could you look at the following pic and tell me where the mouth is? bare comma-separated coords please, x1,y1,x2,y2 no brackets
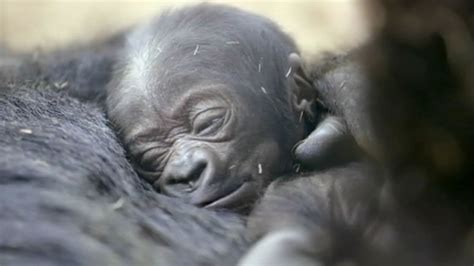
204,182,258,209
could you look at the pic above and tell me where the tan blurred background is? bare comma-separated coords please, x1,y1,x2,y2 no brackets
0,0,374,57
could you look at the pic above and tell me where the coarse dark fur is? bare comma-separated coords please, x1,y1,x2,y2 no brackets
0,33,124,104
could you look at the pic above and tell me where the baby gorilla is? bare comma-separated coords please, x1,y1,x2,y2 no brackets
107,4,317,210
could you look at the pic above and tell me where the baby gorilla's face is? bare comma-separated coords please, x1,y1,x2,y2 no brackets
116,83,301,211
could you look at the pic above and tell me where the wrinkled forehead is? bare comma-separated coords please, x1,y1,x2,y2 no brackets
121,79,245,123
148,76,253,110
152,83,240,116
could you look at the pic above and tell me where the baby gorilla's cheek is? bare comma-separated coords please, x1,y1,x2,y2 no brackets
244,140,291,185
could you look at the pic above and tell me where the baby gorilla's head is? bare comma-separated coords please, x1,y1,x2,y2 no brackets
107,4,316,211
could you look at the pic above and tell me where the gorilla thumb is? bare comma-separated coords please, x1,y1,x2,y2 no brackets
293,116,362,170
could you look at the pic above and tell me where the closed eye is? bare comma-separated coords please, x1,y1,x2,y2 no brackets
192,108,228,137
138,147,168,172
135,167,162,183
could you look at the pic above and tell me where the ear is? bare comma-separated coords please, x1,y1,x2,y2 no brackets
287,53,317,123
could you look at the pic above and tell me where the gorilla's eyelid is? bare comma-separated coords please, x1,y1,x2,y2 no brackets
136,144,164,159
140,145,167,158
135,166,163,182
190,106,227,121
127,128,166,145
137,146,169,172
192,108,228,136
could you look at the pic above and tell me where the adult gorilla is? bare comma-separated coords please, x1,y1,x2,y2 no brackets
243,1,474,265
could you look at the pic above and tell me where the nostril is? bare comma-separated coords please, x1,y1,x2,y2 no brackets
161,160,207,195
187,162,206,184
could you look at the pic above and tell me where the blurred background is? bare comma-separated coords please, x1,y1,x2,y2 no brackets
0,0,375,57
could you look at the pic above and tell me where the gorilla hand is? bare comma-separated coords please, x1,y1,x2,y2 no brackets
289,53,372,171
293,116,362,170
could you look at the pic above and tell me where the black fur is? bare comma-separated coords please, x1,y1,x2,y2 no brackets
1,34,124,104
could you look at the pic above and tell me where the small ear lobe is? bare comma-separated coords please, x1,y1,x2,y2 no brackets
287,53,317,122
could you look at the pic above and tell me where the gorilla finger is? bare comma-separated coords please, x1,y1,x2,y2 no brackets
293,116,361,169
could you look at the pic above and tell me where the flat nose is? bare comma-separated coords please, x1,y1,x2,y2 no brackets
158,149,212,198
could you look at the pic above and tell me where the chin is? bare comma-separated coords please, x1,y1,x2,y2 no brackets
204,180,261,213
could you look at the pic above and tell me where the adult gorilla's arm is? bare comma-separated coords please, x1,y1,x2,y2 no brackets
242,163,383,266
